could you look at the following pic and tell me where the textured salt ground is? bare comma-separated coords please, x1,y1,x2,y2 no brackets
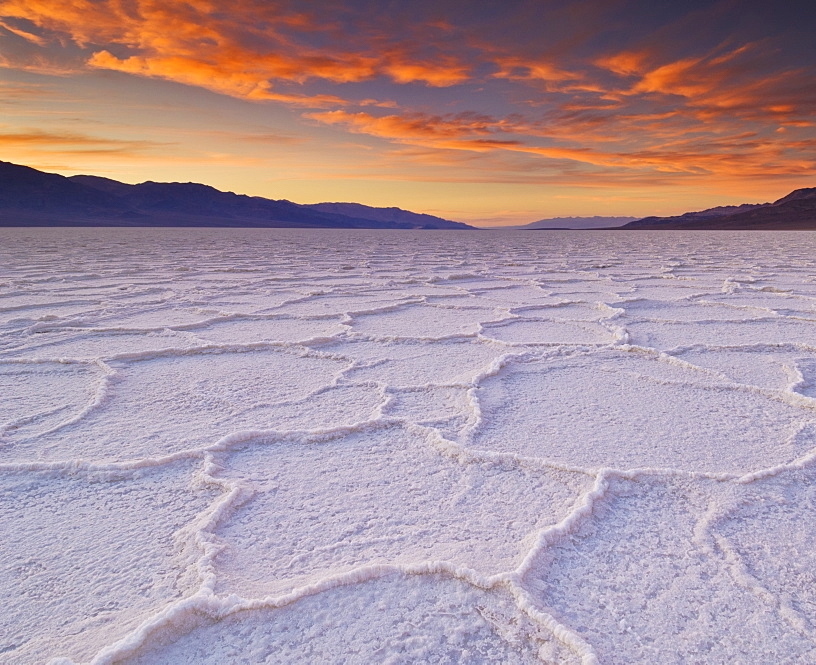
469,349,816,473
619,298,780,322
122,573,579,665
1,329,204,360
480,318,619,346
382,386,471,426
188,316,348,345
527,475,816,664
322,338,505,388
0,348,377,463
211,425,589,598
0,461,215,664
626,317,816,349
670,347,807,393
0,360,100,438
2,228,816,664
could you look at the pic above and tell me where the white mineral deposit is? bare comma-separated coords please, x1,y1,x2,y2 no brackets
3,228,816,664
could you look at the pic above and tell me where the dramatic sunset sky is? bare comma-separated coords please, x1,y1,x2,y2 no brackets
1,0,814,225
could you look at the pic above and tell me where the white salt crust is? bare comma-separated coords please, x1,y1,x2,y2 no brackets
2,228,816,663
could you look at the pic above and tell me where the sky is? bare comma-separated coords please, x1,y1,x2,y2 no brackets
0,0,814,225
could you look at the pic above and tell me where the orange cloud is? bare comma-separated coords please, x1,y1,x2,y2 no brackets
86,50,349,106
493,56,580,82
616,42,810,118
0,17,47,45
0,0,474,106
307,110,502,141
382,59,470,87
305,110,613,164
306,105,816,181
595,50,649,77
631,57,710,98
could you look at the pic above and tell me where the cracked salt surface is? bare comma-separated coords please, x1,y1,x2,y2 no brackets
3,227,816,663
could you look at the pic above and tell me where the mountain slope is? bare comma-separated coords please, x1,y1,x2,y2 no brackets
0,162,476,230
624,189,816,230
304,202,471,230
0,162,123,216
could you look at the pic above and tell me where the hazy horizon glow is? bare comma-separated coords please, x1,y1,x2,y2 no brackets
1,0,814,225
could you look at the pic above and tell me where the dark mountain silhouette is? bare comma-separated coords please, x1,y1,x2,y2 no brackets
623,189,816,229
5,161,813,231
0,162,475,230
303,201,468,230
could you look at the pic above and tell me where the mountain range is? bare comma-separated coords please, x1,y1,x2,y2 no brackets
0,161,473,230
2,161,815,230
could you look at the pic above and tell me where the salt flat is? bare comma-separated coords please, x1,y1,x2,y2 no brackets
3,228,816,664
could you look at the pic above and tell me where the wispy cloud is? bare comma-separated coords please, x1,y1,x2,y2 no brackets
0,128,168,159
0,80,49,99
0,16,46,45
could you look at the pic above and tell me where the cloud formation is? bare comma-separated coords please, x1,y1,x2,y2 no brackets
0,0,814,200
0,0,473,101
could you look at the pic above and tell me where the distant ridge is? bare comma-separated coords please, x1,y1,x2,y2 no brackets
502,216,638,230
0,161,475,230
623,189,816,230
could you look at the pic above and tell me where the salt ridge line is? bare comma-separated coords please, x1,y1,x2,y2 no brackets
10,305,519,347
23,416,816,480
72,566,596,664
0,329,205,359
611,344,816,409
687,487,797,626
0,402,76,438
6,325,816,473
13,411,814,483
23,359,117,440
